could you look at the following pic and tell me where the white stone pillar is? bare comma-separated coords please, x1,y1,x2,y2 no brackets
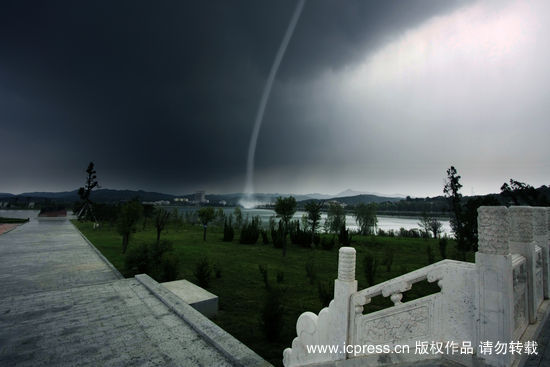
335,247,357,359
508,206,537,323
533,208,549,300
476,206,514,367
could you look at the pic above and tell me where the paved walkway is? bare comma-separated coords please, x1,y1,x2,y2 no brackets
0,213,262,366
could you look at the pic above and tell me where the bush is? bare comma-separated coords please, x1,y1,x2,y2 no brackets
289,220,310,247
194,257,212,288
271,221,285,249
338,225,353,246
364,252,378,286
320,235,336,251
439,237,447,259
124,242,150,276
317,280,333,307
158,253,179,282
223,217,234,242
260,287,285,342
124,240,179,282
240,216,260,244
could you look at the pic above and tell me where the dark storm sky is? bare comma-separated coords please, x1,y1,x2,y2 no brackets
1,0,549,196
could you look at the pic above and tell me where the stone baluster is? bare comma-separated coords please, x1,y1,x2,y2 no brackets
508,206,537,323
381,281,412,306
476,206,514,367
335,247,357,360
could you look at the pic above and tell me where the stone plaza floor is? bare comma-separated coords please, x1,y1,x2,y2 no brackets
0,212,267,366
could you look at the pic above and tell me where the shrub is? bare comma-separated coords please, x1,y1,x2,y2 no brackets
158,253,179,282
223,217,234,242
338,225,353,246
317,280,333,307
271,221,285,249
439,237,448,259
124,242,150,276
240,216,260,244
124,240,179,282
320,235,336,251
193,257,212,288
312,233,321,246
364,252,378,286
289,220,310,247
260,287,285,342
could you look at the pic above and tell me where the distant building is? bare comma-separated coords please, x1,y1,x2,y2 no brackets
218,200,227,206
173,198,189,203
142,200,171,206
28,202,35,209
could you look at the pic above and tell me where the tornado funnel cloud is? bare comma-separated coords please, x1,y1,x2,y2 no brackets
241,0,306,209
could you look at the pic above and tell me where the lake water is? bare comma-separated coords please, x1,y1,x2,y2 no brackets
171,207,452,237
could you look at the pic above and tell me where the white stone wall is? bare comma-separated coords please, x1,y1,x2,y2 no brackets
283,206,550,367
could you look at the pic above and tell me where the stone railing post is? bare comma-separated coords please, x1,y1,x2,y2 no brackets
476,206,514,367
282,247,357,366
335,247,357,359
508,207,537,323
533,208,549,299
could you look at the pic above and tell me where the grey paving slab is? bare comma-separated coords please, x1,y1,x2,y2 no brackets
0,213,243,366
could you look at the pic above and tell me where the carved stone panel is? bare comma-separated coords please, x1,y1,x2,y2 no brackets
357,304,429,346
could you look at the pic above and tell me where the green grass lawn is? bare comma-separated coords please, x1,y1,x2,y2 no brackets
73,220,473,366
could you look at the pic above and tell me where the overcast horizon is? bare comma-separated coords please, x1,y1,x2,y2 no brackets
1,0,549,198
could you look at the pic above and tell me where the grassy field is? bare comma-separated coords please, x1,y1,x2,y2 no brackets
74,220,473,366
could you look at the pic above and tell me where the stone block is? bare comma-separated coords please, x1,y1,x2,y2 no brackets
161,279,218,318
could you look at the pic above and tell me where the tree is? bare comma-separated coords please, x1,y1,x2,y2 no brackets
354,203,378,235
117,200,143,254
198,207,216,241
76,162,100,221
418,212,442,239
324,202,346,234
443,166,468,259
304,201,323,246
154,208,171,245
274,196,297,256
501,179,541,205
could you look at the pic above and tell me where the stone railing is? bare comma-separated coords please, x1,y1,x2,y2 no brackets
283,206,550,367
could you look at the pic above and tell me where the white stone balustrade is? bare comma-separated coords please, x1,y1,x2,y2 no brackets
283,206,550,367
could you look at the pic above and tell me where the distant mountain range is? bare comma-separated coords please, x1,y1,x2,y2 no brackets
0,188,402,206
